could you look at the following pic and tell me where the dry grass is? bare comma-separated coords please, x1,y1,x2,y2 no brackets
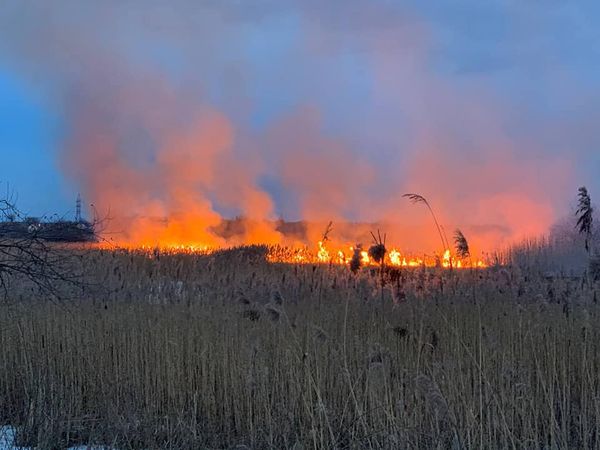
0,246,599,449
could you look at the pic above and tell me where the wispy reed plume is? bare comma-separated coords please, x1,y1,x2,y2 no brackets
453,229,470,259
403,193,449,252
576,186,593,252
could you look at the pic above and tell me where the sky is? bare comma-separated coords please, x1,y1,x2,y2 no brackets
0,1,599,249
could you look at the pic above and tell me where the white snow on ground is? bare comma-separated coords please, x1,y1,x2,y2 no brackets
0,426,114,450
0,427,18,450
0,427,33,450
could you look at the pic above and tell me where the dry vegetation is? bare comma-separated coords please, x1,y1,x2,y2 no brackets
0,245,599,449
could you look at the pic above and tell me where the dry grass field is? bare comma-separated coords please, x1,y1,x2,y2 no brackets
1,246,599,449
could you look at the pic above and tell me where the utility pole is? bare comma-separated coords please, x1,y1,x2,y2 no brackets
75,194,82,222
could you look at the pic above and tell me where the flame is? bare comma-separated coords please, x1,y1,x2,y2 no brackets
94,215,487,269
361,250,370,265
389,249,401,266
98,238,487,268
317,240,330,262
262,240,486,268
442,249,451,267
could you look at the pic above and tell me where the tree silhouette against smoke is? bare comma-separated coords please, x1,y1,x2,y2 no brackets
576,186,593,253
575,186,600,280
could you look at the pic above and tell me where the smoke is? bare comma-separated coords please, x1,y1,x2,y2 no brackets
0,1,289,246
0,1,592,252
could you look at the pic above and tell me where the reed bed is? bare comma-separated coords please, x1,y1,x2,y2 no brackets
0,246,599,449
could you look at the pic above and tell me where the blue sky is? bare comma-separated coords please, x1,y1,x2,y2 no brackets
0,69,69,216
0,1,599,243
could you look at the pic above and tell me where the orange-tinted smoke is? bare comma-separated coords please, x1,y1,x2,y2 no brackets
62,94,282,248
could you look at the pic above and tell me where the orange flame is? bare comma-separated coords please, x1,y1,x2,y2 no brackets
265,241,486,268
103,238,488,269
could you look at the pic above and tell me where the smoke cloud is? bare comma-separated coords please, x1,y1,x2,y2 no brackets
0,0,596,253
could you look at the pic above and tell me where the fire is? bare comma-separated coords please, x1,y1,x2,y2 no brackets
95,220,487,269
98,238,487,268
317,241,330,262
389,249,401,266
361,250,370,265
267,241,487,268
442,249,451,267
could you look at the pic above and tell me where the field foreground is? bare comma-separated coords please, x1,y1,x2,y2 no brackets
1,246,599,449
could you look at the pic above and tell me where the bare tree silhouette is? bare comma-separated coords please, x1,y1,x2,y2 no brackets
0,193,89,300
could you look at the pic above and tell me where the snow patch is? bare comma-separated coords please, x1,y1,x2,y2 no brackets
0,426,115,450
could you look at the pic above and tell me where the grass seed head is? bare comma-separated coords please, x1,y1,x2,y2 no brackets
368,244,386,263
